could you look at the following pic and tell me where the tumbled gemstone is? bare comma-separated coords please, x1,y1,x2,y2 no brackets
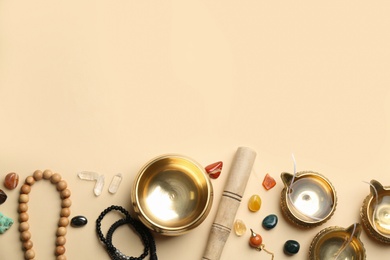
262,173,276,190
248,195,261,212
284,240,300,255
71,215,88,227
234,219,247,236
262,214,278,230
0,189,7,205
108,173,122,194
0,212,14,234
205,161,223,179
4,172,19,190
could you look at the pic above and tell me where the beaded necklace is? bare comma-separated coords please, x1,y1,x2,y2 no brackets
18,169,71,260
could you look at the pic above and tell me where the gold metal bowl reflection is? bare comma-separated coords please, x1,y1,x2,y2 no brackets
361,179,390,244
280,171,337,228
309,224,366,260
132,154,213,236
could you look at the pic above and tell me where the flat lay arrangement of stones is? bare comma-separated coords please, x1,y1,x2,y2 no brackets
0,147,389,259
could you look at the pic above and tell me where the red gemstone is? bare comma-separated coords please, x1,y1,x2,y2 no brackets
4,172,19,190
262,173,276,190
205,161,223,179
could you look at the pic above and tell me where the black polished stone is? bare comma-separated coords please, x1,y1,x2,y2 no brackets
284,240,300,255
262,214,278,230
0,189,7,205
71,215,88,227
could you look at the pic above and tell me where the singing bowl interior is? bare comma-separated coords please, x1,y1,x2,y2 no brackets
285,173,336,225
132,155,213,235
309,227,365,260
362,188,390,242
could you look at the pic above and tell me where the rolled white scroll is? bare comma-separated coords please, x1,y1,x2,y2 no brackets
202,147,256,260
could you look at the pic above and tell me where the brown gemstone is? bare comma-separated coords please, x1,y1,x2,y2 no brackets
4,172,19,190
0,189,7,204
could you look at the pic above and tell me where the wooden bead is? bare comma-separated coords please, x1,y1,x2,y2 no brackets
58,217,69,227
25,249,35,259
19,222,30,232
60,189,71,199
19,212,29,222
56,236,66,246
25,176,35,186
20,184,31,194
23,240,33,250
57,255,66,260
18,203,28,213
21,230,31,241
19,194,29,203
51,173,62,184
55,246,66,256
56,227,67,236
60,208,71,217
56,180,67,191
33,170,43,181
43,169,53,180
61,198,72,208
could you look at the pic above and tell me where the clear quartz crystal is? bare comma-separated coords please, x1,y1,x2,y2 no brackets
108,173,122,194
77,171,99,181
94,175,105,196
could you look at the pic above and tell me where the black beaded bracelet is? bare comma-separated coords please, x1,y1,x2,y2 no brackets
96,205,157,260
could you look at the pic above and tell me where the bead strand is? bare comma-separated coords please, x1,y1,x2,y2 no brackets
18,169,71,260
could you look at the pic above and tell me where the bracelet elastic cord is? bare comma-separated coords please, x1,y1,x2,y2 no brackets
96,205,157,260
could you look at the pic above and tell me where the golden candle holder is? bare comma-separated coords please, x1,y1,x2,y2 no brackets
309,223,366,260
360,179,390,244
280,171,337,228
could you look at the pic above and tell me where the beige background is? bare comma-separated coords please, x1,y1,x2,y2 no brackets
1,1,390,259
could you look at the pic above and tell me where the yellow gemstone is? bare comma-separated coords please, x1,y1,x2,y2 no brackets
248,195,261,212
234,219,247,236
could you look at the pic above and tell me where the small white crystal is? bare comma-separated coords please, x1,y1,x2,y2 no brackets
108,173,122,194
77,171,99,181
94,175,105,196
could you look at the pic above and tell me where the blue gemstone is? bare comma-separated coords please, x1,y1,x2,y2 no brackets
71,215,88,227
284,240,300,255
262,214,278,230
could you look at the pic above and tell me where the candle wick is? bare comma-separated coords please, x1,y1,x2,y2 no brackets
333,223,357,260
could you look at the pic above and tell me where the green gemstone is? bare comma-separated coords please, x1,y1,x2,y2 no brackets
284,240,300,255
262,214,278,230
0,212,14,234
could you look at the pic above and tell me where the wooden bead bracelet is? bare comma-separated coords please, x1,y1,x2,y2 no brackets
18,169,71,260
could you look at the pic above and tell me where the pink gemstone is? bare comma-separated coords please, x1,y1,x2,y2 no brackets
205,161,223,179
262,173,276,190
4,172,19,190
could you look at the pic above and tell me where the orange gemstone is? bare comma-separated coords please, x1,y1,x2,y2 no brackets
262,173,276,190
249,229,263,248
4,172,19,190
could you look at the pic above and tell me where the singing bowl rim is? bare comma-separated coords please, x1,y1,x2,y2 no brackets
280,171,337,228
132,154,213,236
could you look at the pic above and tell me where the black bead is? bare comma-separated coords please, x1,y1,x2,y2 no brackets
71,215,88,227
0,189,7,205
284,240,300,255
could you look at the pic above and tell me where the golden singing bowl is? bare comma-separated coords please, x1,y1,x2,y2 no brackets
132,154,213,236
280,171,337,228
360,179,390,244
309,224,366,260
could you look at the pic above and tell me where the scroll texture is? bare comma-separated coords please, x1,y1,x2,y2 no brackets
202,147,256,260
